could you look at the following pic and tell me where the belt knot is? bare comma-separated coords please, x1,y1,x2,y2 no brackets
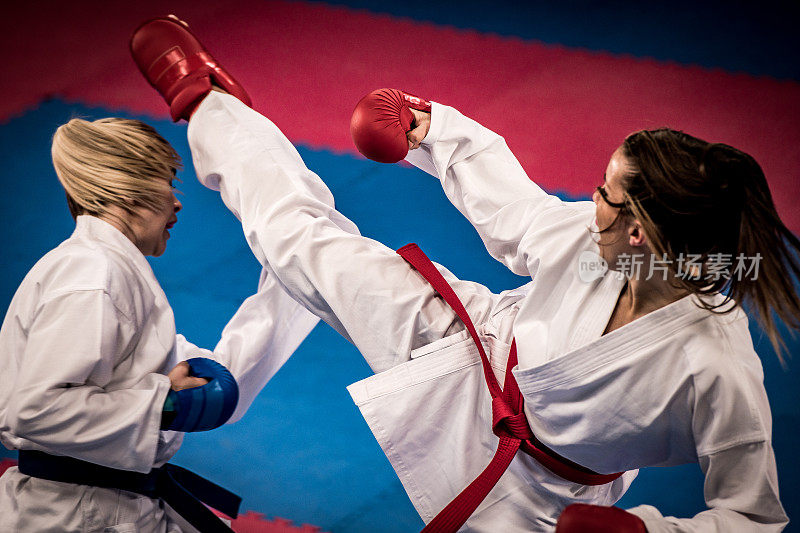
491,397,533,440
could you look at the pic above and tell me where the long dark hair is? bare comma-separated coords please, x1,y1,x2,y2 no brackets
620,128,800,361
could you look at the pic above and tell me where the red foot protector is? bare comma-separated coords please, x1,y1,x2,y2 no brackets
350,88,432,163
130,16,252,122
556,503,647,533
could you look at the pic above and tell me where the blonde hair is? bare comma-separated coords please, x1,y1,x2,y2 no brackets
51,118,181,219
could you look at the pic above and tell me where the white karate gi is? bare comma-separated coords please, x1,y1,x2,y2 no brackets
186,91,788,532
0,215,318,531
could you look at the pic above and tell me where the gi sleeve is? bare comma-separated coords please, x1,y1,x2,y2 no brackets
626,441,788,532
6,289,170,473
172,265,319,423
405,102,593,278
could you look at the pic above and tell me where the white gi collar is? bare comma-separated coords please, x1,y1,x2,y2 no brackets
72,215,160,284
515,293,722,393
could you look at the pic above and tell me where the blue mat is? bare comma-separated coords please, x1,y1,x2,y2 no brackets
1,99,797,530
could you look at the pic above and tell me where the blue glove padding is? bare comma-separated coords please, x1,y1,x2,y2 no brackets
165,357,239,432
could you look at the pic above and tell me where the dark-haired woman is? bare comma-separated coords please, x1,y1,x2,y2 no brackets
193,92,791,532
132,17,792,532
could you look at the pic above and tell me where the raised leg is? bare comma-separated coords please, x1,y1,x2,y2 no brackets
187,92,499,372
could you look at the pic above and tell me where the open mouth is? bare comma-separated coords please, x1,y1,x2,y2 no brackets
165,219,177,230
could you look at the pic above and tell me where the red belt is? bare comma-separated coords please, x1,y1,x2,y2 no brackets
396,244,623,532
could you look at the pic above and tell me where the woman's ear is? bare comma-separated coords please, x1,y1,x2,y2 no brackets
629,219,648,248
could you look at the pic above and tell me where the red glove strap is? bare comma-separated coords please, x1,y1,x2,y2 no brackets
400,90,432,112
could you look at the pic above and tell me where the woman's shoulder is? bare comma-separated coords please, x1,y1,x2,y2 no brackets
21,236,149,318
680,301,767,389
32,238,120,288
518,199,598,272
683,301,758,369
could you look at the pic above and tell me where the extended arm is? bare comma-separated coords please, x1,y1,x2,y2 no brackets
403,102,592,278
626,441,788,532
171,265,320,422
557,442,787,532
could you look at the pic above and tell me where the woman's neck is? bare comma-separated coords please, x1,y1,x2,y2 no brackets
96,209,140,250
628,274,689,316
604,274,690,335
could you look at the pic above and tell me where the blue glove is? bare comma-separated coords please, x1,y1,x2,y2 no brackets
162,358,239,432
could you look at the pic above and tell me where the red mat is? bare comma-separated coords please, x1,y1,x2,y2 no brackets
0,458,16,476
1,0,797,232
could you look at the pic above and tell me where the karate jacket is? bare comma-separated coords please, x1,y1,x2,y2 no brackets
188,91,788,532
0,215,317,531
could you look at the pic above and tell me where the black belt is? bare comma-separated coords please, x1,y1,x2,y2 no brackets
17,450,240,533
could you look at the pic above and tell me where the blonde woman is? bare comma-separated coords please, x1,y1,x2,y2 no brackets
0,118,317,532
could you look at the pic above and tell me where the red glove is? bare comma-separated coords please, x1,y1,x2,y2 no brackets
350,88,432,163
556,504,647,533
